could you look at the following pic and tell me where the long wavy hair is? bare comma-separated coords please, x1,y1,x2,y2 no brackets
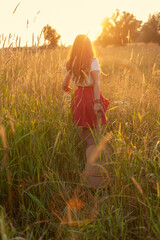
66,35,95,84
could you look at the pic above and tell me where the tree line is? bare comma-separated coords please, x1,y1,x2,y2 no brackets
43,10,160,48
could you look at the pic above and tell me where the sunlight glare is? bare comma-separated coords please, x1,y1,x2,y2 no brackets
0,0,160,47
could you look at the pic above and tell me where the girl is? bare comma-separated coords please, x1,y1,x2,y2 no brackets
62,34,109,188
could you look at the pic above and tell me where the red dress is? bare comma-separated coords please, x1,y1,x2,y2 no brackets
72,86,109,127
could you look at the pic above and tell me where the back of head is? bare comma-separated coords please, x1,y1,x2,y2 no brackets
66,35,95,84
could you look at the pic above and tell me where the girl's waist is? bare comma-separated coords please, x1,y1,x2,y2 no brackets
77,85,93,89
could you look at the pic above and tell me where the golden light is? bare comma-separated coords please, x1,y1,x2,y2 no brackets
0,0,159,47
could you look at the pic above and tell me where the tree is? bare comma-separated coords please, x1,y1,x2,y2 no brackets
139,13,160,43
118,11,142,44
95,10,142,46
96,17,114,46
42,25,61,47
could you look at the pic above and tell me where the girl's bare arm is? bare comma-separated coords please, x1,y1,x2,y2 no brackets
62,70,71,91
91,70,100,100
91,70,104,114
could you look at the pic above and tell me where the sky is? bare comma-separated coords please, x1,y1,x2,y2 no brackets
0,0,160,47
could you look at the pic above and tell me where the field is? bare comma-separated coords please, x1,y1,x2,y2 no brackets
0,43,160,239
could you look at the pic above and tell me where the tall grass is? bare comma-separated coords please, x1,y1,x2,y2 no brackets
0,42,160,239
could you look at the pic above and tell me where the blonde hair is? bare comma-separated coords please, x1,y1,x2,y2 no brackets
66,35,95,84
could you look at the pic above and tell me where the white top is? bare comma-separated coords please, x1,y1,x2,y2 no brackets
66,58,100,87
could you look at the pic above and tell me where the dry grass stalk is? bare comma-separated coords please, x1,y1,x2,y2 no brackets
0,125,7,149
157,182,160,198
13,2,20,14
131,177,144,197
0,125,11,186
158,156,160,168
6,111,15,134
88,132,113,165
50,131,61,163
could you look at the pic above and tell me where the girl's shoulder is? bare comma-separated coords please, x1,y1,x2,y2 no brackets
90,57,100,72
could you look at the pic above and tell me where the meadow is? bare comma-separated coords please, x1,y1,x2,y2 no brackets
0,42,160,239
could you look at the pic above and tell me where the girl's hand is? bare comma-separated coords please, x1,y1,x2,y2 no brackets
65,86,72,93
94,102,104,115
